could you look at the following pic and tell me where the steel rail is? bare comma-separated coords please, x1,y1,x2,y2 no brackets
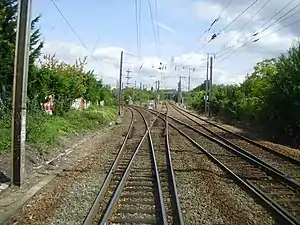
145,106,300,225
171,102,300,166
142,108,168,225
99,108,167,224
164,103,185,225
83,107,135,225
166,112,300,190
170,103,300,185
132,104,185,224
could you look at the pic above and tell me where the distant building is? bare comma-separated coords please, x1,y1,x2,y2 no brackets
71,97,91,110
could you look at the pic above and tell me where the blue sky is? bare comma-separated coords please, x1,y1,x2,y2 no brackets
32,0,208,58
32,0,300,89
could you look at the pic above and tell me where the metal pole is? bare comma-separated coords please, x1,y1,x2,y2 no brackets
139,82,142,106
205,53,209,116
208,56,213,117
179,76,182,105
118,51,123,116
116,79,119,102
11,0,32,186
188,69,191,91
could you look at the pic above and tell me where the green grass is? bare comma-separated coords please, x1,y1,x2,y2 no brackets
0,106,116,152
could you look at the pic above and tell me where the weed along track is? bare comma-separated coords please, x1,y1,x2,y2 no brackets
83,106,184,225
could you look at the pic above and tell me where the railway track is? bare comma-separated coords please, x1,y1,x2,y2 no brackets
169,102,300,182
83,106,183,225
144,104,300,225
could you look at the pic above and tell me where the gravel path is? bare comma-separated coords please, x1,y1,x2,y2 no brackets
4,109,132,225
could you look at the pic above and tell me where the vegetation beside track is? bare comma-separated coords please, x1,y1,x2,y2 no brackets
0,106,116,152
0,1,119,152
185,42,300,147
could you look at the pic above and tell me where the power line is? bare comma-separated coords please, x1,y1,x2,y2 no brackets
154,0,160,58
134,0,140,58
217,0,272,55
138,0,142,59
255,1,300,35
177,0,259,71
49,0,103,68
217,1,300,60
217,0,259,35
148,0,159,58
257,0,296,32
218,17,300,63
196,0,235,43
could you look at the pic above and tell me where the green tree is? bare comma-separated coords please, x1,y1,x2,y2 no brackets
0,0,17,107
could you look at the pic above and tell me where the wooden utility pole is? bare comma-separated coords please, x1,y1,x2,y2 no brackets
118,51,123,116
11,0,32,186
208,56,213,117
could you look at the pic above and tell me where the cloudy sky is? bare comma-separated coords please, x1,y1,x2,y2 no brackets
32,0,300,90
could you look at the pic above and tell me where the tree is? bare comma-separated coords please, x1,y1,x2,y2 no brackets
0,0,44,111
0,0,17,106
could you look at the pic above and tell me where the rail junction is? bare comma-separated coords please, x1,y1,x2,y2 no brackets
82,101,300,225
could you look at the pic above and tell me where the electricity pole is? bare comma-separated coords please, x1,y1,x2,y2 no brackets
118,51,123,116
208,56,213,117
11,0,32,186
188,72,191,91
205,53,209,116
125,69,132,88
178,75,186,105
139,82,142,105
188,67,195,91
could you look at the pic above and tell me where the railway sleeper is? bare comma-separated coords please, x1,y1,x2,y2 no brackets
111,217,157,224
117,207,157,215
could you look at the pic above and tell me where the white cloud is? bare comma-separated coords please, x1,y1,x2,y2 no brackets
42,9,297,91
42,41,172,88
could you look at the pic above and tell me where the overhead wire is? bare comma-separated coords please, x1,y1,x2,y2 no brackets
138,0,142,59
216,0,272,55
254,1,300,35
217,1,300,63
153,0,160,59
148,0,160,59
49,0,103,69
134,0,140,57
218,17,300,64
256,0,297,33
196,0,235,43
175,0,259,72
216,0,259,36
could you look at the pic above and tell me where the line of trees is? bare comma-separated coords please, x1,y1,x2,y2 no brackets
122,87,164,103
0,0,116,117
186,42,300,146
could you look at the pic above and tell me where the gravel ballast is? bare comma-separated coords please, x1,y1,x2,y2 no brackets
170,105,300,181
168,125,275,224
4,109,133,225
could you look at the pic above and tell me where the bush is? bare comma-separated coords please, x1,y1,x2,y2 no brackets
0,106,116,152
